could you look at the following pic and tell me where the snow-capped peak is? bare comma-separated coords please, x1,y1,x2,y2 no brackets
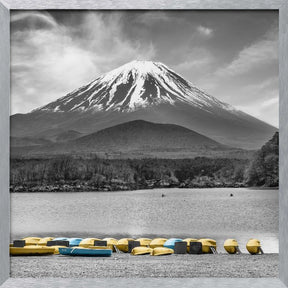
34,60,236,113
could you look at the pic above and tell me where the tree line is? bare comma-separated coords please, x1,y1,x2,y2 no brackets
10,132,278,192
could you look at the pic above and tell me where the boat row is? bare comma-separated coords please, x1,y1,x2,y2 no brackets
9,236,264,256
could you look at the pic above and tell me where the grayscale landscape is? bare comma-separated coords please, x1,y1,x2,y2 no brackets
10,10,279,278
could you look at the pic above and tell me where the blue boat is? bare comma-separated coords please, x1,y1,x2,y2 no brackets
163,238,183,250
53,237,69,241
67,238,83,247
59,247,112,257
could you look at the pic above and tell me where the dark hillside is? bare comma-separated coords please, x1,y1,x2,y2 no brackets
245,132,279,187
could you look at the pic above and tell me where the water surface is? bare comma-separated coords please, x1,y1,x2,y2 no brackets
11,188,278,253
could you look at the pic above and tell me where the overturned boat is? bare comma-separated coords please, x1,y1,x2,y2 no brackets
151,247,174,256
21,237,42,246
79,238,102,248
67,238,83,247
37,237,55,246
131,246,153,255
10,245,55,256
224,239,241,254
163,238,183,250
198,239,217,254
136,238,152,247
116,238,135,253
58,247,112,257
183,238,198,253
103,238,118,251
149,238,168,249
246,239,264,255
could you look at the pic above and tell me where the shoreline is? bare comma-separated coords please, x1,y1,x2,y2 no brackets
10,185,278,193
10,253,279,278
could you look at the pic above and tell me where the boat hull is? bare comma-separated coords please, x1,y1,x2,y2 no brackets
198,239,217,253
68,238,83,247
164,238,183,250
224,239,239,254
246,239,261,254
21,237,42,246
149,238,167,249
79,238,102,248
183,238,198,253
131,247,153,255
86,246,111,250
136,238,152,247
116,238,135,253
38,237,55,246
103,238,118,252
151,247,174,256
52,245,70,255
59,247,112,257
10,246,55,256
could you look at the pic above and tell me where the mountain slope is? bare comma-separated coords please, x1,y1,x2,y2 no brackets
11,120,241,158
73,119,226,150
11,60,277,149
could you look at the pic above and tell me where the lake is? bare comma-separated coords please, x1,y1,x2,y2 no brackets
10,188,279,253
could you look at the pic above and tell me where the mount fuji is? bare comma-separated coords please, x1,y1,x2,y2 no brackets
11,60,277,151
34,60,235,114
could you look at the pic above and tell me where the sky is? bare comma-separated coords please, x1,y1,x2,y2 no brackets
11,11,279,127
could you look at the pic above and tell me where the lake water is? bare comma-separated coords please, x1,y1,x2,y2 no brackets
10,188,279,253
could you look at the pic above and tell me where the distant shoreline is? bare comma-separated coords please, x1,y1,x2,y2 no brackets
10,185,279,193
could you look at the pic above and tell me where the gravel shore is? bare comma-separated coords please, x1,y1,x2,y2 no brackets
10,253,278,278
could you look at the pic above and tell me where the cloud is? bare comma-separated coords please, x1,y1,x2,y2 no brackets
79,13,156,67
261,97,278,108
215,28,278,77
11,12,156,114
173,48,215,84
236,99,278,127
197,25,213,37
194,26,279,127
11,11,58,30
225,77,279,127
135,11,172,25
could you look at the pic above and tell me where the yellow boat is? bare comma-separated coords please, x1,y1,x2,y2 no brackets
151,247,174,256
79,238,102,248
22,237,42,246
38,237,55,246
131,246,153,255
41,241,69,254
136,238,152,247
183,238,198,252
87,246,111,250
10,245,55,256
198,239,217,253
246,239,263,254
224,239,241,254
116,238,135,253
103,238,118,251
149,238,167,249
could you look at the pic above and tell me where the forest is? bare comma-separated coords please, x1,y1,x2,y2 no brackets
10,132,278,192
